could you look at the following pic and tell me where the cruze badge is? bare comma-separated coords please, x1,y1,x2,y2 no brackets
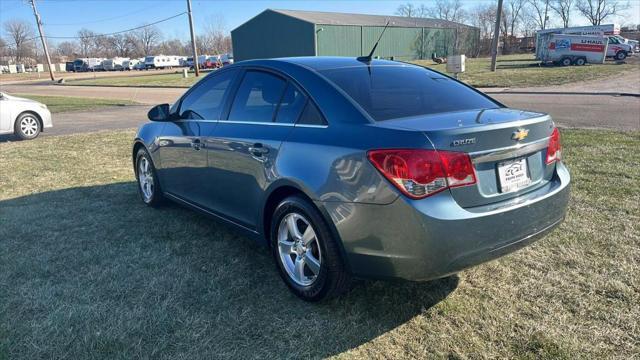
451,138,476,147
512,128,529,141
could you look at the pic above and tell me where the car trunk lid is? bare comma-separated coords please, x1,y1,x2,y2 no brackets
374,108,556,208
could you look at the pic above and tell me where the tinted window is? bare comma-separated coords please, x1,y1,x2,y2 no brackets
179,69,237,120
275,83,306,123
298,101,326,126
228,71,286,123
320,65,499,121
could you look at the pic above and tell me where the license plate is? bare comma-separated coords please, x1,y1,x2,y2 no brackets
498,158,531,193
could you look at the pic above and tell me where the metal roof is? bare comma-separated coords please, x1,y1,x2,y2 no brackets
270,9,474,29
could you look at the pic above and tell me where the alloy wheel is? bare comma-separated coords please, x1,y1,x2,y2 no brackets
277,213,322,286
138,156,154,202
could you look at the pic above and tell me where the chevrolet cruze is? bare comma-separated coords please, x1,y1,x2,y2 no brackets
132,57,570,301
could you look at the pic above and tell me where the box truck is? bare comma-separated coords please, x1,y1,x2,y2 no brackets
536,34,609,66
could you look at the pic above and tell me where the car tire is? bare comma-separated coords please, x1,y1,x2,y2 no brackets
270,195,351,302
575,58,586,66
14,112,41,140
561,57,572,66
135,147,164,207
615,51,627,60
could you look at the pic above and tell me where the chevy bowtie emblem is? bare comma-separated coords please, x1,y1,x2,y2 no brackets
512,128,529,141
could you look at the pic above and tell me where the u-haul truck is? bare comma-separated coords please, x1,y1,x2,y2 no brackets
536,24,633,61
537,34,608,66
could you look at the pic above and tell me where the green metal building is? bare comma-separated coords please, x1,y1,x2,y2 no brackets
231,9,480,62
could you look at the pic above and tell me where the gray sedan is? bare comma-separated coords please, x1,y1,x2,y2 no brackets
132,57,570,301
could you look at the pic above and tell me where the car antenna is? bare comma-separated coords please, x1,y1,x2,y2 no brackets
357,20,391,63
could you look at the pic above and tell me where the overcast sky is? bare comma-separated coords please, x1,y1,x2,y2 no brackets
1,0,639,44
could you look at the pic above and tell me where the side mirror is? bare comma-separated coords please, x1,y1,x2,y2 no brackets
147,103,171,121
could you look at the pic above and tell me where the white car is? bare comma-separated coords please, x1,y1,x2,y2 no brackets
0,92,52,140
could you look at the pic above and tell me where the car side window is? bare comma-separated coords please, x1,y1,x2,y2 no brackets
297,100,327,126
179,69,237,120
228,70,287,123
274,82,306,124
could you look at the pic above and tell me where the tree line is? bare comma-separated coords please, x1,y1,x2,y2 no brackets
1,19,231,64
397,0,632,55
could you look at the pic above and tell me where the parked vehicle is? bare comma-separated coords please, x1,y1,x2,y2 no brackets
536,34,608,65
144,55,182,69
0,92,52,140
73,58,104,72
122,58,140,70
220,53,234,65
606,36,634,59
614,35,639,52
65,61,75,72
102,57,129,71
133,57,570,301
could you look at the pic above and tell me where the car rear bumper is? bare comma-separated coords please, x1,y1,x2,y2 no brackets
319,162,570,281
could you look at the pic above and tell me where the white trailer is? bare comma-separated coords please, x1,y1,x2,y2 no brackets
102,57,129,71
144,55,182,69
536,24,632,61
537,34,608,66
73,58,104,72
122,58,141,70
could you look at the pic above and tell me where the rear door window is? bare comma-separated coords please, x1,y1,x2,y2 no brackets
274,82,307,124
320,65,500,121
228,71,287,123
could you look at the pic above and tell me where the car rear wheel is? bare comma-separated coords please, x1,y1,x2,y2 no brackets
575,57,586,66
14,112,41,140
135,148,164,207
270,195,350,301
615,51,627,60
561,57,572,66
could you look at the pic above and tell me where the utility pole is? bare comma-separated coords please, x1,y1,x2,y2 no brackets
29,0,55,81
186,0,199,77
490,0,504,72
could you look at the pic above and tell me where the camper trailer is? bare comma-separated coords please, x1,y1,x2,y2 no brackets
122,58,142,70
102,57,129,71
144,55,182,69
537,34,609,66
73,58,104,72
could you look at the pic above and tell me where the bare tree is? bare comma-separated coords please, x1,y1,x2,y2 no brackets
501,0,527,53
575,0,630,25
108,34,135,57
395,3,427,17
551,0,574,27
427,0,467,23
528,0,552,29
135,25,161,55
468,3,498,55
56,41,78,58
3,19,35,62
77,28,95,57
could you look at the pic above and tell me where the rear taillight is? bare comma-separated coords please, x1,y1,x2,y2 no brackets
367,149,476,199
546,127,562,164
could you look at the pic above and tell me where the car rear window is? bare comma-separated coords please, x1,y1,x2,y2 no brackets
320,65,500,121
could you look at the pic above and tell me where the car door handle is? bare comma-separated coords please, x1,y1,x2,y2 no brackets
191,139,204,150
249,143,269,157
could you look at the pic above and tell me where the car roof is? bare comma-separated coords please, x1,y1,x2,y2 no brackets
234,56,418,72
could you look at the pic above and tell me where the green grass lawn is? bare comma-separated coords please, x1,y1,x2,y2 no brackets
64,54,637,89
65,71,206,88
1,129,638,359
414,54,638,87
13,94,138,113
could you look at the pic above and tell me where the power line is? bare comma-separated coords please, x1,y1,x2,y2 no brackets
44,12,187,39
1,12,185,47
44,2,174,26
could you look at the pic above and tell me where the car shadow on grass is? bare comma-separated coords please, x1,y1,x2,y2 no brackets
0,182,458,359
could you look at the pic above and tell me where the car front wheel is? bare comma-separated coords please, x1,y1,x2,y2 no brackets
14,113,41,140
270,195,350,301
615,51,627,60
135,148,164,207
